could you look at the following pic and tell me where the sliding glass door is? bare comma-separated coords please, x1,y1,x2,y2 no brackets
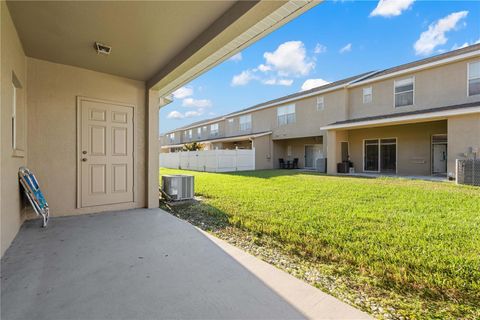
364,140,379,171
364,138,397,173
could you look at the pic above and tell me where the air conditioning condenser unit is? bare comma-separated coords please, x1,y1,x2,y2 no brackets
162,175,194,201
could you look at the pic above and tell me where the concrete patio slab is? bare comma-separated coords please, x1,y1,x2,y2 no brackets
1,209,370,320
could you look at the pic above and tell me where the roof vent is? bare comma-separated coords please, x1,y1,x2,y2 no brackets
94,42,112,55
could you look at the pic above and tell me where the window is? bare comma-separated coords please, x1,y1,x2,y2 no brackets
11,72,24,156
394,77,414,107
227,118,234,124
184,129,192,139
316,96,324,111
12,83,17,150
210,123,219,136
363,87,372,104
277,104,295,126
468,61,480,96
202,126,207,131
239,114,252,131
197,128,202,139
168,133,175,143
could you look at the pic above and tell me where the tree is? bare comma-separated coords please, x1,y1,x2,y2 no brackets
182,142,204,151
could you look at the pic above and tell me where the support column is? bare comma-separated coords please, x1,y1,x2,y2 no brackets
146,90,160,208
326,130,348,175
326,130,338,175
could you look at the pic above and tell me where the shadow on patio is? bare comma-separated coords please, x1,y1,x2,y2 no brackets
1,209,369,320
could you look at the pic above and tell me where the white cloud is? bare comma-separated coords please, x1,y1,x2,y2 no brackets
301,78,330,91
314,43,327,54
414,11,468,55
166,108,206,120
262,78,293,86
451,38,479,50
167,111,185,119
339,43,352,54
185,110,203,118
370,0,415,17
263,41,314,77
182,98,212,108
229,52,242,62
257,64,271,72
172,86,193,99
451,42,470,50
231,70,257,86
231,41,317,87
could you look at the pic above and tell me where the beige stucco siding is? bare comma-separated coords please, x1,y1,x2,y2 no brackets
1,2,28,256
347,121,447,176
272,90,347,140
26,58,146,217
252,134,273,170
447,114,480,175
348,58,480,119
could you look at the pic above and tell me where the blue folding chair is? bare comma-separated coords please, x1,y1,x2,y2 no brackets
18,167,49,227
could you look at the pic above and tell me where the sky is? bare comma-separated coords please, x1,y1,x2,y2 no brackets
159,0,480,134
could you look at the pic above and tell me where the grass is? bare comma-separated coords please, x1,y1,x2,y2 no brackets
160,168,480,319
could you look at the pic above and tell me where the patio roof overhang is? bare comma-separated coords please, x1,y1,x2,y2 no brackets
7,0,319,97
320,102,480,131
161,131,272,149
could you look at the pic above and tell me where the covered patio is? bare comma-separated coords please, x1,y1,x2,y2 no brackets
1,209,370,320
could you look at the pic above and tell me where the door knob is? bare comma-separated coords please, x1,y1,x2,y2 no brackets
82,150,87,154
82,158,87,162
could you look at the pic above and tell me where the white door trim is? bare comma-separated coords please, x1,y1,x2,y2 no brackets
431,133,448,175
76,96,136,209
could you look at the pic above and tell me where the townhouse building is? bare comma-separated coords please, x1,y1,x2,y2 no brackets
159,44,480,177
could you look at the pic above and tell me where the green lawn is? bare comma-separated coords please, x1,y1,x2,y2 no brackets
160,168,480,318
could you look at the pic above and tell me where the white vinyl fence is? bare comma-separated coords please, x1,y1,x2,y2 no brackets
160,149,255,172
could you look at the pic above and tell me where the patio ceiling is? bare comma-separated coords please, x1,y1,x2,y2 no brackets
7,1,318,95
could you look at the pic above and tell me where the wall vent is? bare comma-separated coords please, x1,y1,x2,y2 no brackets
94,42,112,55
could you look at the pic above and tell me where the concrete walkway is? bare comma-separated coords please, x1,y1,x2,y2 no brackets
1,209,370,320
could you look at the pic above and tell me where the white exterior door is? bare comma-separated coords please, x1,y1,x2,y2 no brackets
433,144,447,174
79,98,134,207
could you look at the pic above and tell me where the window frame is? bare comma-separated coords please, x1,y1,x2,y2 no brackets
239,114,252,131
363,87,372,104
316,96,325,111
277,104,296,126
393,77,415,108
467,61,480,96
197,127,202,139
362,137,398,173
12,83,17,150
11,72,25,157
210,123,219,136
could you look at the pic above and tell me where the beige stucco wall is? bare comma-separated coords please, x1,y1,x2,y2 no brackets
447,114,480,175
1,1,28,256
348,58,480,119
347,121,448,176
27,58,146,217
252,134,273,170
